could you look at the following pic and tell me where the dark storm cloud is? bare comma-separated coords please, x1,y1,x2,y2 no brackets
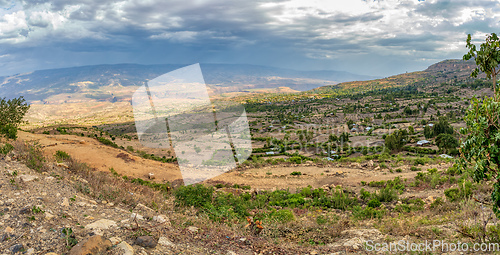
0,0,499,77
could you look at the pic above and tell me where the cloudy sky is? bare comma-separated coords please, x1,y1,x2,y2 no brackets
0,0,498,77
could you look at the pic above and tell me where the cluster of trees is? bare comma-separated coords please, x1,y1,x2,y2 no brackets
0,97,30,140
384,129,408,152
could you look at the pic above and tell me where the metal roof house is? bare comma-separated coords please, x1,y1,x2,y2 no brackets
417,140,430,146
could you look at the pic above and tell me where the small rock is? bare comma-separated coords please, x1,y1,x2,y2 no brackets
9,244,23,253
4,226,13,233
19,175,38,182
26,248,35,255
85,219,117,230
61,198,70,207
135,203,154,212
109,237,122,245
116,241,134,255
135,235,157,248
187,226,199,233
69,235,111,255
45,212,55,221
148,173,155,179
158,236,175,247
19,207,30,214
56,162,69,169
130,213,144,221
153,215,171,226
227,251,237,255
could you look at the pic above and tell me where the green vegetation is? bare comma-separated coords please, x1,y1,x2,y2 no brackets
0,96,30,140
460,33,500,218
384,129,408,153
55,150,71,162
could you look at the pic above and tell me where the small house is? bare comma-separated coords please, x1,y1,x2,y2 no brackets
417,140,430,146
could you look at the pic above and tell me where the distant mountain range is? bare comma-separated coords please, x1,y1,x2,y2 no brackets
0,63,378,102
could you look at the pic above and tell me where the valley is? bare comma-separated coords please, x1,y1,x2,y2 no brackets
1,59,499,254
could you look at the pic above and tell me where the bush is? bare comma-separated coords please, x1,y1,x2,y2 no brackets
269,209,295,223
0,97,30,140
0,143,13,155
174,184,214,207
96,137,119,148
0,124,17,139
311,189,358,210
54,150,71,162
290,171,302,176
351,206,384,220
374,186,398,202
367,199,381,208
444,180,474,202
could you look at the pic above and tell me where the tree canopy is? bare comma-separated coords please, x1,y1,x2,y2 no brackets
463,33,500,99
0,97,30,139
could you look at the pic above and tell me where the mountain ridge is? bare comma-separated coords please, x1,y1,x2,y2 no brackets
0,63,378,102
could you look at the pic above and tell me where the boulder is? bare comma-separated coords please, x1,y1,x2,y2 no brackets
69,235,111,255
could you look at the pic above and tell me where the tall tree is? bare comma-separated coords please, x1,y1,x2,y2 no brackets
460,34,500,217
463,33,500,99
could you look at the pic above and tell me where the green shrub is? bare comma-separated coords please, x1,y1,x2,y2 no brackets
174,184,214,207
54,150,71,162
269,209,295,223
290,171,302,176
367,199,381,208
374,186,398,202
444,180,474,202
410,166,421,171
360,188,371,201
351,206,385,220
23,143,47,172
288,156,303,164
0,143,13,155
96,137,119,148
204,204,238,223
0,124,17,139
444,188,460,202
311,189,358,210
430,197,445,209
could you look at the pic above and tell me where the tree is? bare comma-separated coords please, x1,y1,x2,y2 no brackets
459,97,500,216
424,125,433,139
408,125,414,135
435,133,458,154
464,33,500,99
433,117,454,137
460,33,500,217
0,97,30,140
384,129,408,152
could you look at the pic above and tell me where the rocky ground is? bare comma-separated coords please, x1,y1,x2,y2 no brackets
0,153,385,255
0,155,221,255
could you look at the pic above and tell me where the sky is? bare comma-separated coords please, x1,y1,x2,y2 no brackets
0,0,498,77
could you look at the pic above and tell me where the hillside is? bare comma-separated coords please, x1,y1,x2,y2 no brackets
0,64,377,103
312,59,479,95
